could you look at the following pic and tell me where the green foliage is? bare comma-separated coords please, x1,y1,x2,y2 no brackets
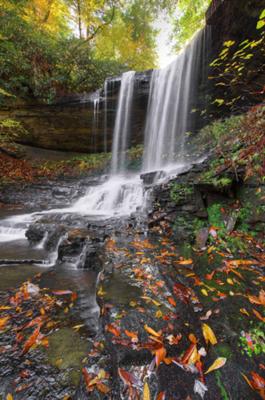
0,0,173,102
239,325,265,357
198,115,244,146
0,118,27,143
170,183,194,203
172,0,211,52
207,203,225,229
208,18,265,111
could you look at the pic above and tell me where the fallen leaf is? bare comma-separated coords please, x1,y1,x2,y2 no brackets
21,327,42,355
144,325,162,338
0,316,10,330
52,290,73,295
143,381,151,400
253,309,265,323
205,357,227,374
202,323,217,346
200,310,212,321
194,379,208,399
106,324,120,337
155,346,166,367
125,330,138,342
167,297,176,306
177,258,193,265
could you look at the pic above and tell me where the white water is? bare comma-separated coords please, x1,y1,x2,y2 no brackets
111,71,135,175
0,29,210,249
69,175,144,217
143,28,210,172
92,90,100,152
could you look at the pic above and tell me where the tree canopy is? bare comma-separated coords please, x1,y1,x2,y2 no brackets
0,0,176,102
0,0,218,102
171,0,211,51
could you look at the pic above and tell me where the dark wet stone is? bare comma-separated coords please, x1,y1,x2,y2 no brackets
196,227,209,249
140,170,166,185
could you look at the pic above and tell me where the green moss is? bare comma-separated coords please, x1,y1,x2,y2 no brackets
0,118,28,143
207,203,225,229
198,114,243,145
170,183,194,203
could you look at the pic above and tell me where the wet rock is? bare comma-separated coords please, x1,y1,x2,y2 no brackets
140,170,166,186
196,227,209,249
26,222,66,250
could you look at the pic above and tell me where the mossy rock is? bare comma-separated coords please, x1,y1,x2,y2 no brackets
46,327,89,386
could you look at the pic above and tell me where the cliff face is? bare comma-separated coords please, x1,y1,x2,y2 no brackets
0,0,263,154
0,71,151,153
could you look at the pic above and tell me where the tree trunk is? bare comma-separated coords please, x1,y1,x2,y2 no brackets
77,0,82,39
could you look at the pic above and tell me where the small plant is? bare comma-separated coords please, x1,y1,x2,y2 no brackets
239,326,265,357
207,203,225,229
170,183,194,203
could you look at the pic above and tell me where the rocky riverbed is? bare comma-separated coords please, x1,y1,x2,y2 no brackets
0,151,264,399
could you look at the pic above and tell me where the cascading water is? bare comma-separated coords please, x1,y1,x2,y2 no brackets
92,90,100,152
111,71,135,175
67,70,143,217
0,28,211,251
143,28,211,172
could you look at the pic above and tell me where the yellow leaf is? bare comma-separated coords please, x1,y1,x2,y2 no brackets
143,381,151,400
227,278,234,285
6,395,13,400
156,310,163,318
202,323,217,345
201,289,208,296
144,324,161,338
205,357,227,374
240,308,250,316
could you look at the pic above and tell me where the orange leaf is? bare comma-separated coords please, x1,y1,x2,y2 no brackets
155,346,166,367
96,382,110,394
21,327,41,355
0,316,10,330
106,324,120,337
188,333,197,344
125,330,138,341
177,258,193,265
167,297,176,307
253,309,265,323
144,324,162,338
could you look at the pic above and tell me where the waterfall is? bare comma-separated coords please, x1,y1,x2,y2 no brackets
92,90,100,152
111,71,135,175
143,28,210,172
0,28,211,237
